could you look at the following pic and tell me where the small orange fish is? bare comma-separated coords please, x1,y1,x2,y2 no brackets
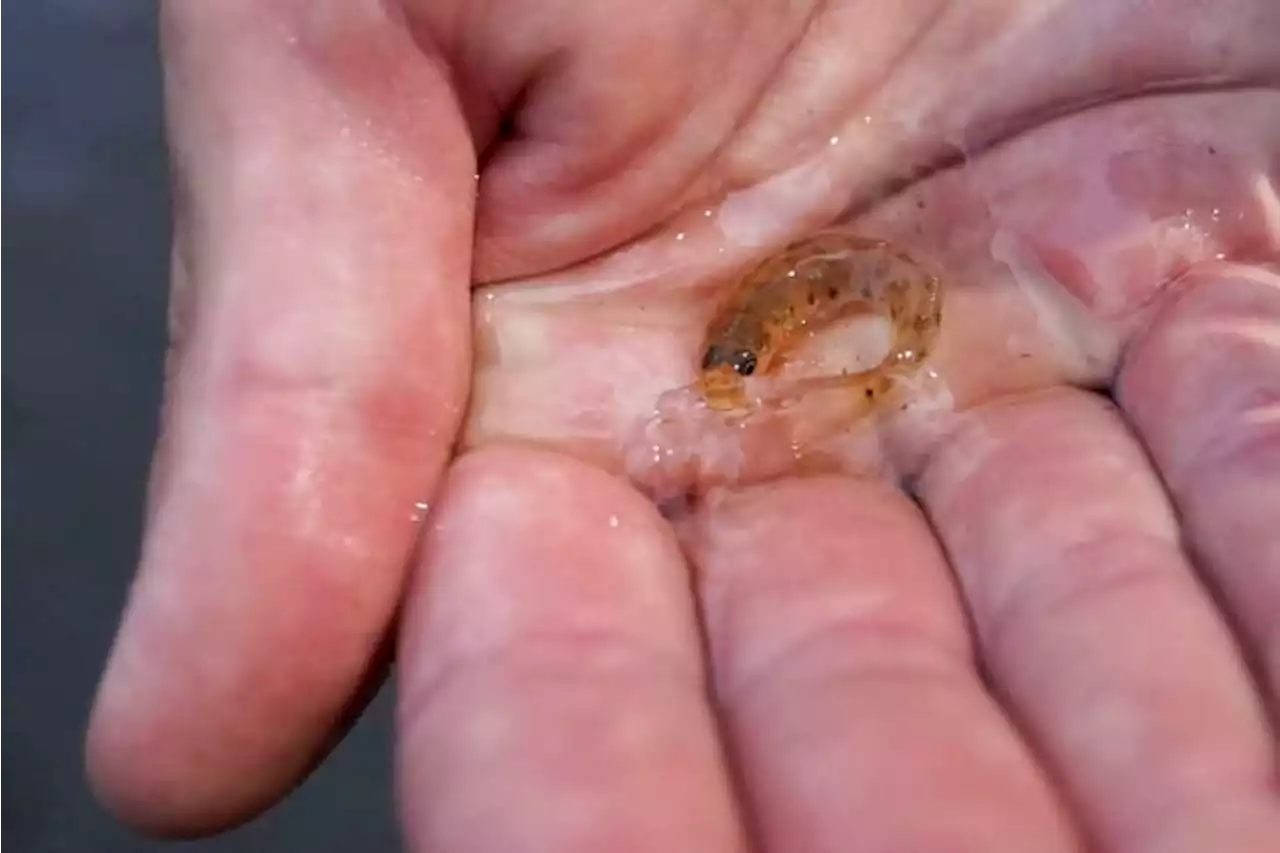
697,229,942,411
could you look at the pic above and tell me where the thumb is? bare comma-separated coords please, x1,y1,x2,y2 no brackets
86,0,474,836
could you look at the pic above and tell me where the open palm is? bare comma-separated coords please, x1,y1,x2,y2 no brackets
89,2,1280,851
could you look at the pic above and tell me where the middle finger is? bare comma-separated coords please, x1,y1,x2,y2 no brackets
684,476,1080,852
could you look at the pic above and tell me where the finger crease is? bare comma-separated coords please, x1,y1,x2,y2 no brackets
714,610,972,707
401,625,704,723
978,531,1190,656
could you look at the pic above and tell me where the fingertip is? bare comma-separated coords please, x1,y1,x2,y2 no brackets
85,612,395,839
84,679,272,840
441,442,663,520
395,444,747,853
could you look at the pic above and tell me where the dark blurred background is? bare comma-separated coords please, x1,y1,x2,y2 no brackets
4,4,399,850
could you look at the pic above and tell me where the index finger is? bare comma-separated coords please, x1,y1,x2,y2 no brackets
86,2,474,835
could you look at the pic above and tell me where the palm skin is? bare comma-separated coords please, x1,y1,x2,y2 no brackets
87,2,1280,851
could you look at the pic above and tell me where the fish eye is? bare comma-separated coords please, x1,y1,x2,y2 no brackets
701,346,758,376
732,350,757,376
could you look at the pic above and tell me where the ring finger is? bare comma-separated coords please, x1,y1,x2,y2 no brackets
918,388,1280,853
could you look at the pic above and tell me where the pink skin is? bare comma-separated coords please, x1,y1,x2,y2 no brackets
87,1,1280,850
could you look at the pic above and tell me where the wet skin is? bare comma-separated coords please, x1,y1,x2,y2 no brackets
89,2,1280,851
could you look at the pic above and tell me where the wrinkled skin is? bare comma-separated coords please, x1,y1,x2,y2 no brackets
88,1,1280,851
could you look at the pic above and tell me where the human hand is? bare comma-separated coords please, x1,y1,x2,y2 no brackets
89,2,1280,851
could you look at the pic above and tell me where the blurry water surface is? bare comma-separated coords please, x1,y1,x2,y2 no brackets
3,4,398,850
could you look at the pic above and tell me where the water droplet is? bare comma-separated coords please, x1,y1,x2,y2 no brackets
411,500,431,523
